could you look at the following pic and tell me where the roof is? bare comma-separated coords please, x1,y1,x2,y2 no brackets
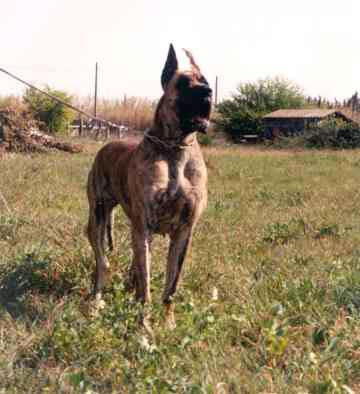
339,108,360,125
263,109,338,119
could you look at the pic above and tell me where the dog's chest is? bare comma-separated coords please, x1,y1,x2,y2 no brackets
151,159,184,196
148,159,200,234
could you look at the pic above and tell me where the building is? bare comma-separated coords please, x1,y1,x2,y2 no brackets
262,109,355,139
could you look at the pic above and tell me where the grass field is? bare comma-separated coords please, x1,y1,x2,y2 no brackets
2,143,360,393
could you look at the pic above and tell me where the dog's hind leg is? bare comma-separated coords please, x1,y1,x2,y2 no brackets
124,258,137,293
87,201,110,312
105,204,115,252
162,226,193,329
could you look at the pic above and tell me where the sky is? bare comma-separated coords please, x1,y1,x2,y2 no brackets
1,0,360,102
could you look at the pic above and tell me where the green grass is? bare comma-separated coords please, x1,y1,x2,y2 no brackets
2,144,360,393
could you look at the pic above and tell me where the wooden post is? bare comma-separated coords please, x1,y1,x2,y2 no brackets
79,115,83,137
94,62,98,118
215,76,218,106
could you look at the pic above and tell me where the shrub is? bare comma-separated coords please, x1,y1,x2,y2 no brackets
23,87,75,134
305,118,360,149
268,118,360,150
215,77,305,142
214,101,263,142
197,132,213,146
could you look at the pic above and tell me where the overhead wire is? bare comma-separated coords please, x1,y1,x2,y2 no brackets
0,66,123,130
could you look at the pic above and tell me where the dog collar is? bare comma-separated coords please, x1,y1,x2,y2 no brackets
143,130,195,150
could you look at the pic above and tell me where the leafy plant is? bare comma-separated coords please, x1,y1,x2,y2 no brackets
23,86,75,134
215,76,305,141
262,220,304,244
197,132,213,146
305,118,360,149
263,319,289,360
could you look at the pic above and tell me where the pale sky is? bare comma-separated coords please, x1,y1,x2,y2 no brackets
1,0,360,102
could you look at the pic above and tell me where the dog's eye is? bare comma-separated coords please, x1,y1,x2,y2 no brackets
198,75,209,85
176,76,190,91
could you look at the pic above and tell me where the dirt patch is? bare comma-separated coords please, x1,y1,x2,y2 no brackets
0,108,82,155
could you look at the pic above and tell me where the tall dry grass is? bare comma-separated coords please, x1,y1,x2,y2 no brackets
1,94,157,132
0,95,27,112
74,95,157,131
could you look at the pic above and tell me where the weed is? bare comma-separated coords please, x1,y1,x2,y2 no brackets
0,214,29,242
316,223,341,238
262,219,304,244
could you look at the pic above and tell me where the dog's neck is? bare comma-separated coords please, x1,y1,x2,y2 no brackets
144,127,196,151
144,96,197,150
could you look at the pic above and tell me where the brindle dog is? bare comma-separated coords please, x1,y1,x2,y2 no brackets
86,44,212,328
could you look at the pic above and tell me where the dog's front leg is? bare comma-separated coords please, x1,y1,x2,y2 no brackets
162,225,193,329
131,227,151,303
131,226,153,333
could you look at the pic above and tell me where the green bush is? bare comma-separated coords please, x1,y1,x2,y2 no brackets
23,87,75,134
215,77,305,142
197,132,213,146
305,118,360,149
214,102,262,142
269,118,360,150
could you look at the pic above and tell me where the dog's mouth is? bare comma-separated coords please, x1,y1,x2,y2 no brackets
177,96,212,134
189,117,210,133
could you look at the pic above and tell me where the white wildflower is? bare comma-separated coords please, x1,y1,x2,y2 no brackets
211,287,219,301
139,335,157,353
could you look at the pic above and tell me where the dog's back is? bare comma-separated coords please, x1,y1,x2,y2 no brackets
87,139,140,217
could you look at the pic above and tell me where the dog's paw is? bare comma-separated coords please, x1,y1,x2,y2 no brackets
88,295,106,317
104,257,111,269
165,315,176,330
164,304,176,330
142,316,154,338
138,308,154,338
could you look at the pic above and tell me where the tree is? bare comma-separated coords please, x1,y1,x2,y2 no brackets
23,86,75,134
215,77,305,141
214,99,263,142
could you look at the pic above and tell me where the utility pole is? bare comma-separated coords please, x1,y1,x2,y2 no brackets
214,76,218,106
94,62,98,117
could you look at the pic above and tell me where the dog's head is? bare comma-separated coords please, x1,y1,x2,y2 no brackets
156,44,212,137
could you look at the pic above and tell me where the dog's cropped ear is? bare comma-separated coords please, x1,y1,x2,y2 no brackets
161,43,178,90
183,49,201,75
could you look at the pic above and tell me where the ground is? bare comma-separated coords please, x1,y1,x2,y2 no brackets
1,142,360,393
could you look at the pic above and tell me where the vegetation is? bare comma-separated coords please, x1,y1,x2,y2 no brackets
1,92,156,133
215,77,305,141
305,118,360,149
23,87,75,134
0,95,26,112
75,95,156,131
2,143,360,392
271,118,360,150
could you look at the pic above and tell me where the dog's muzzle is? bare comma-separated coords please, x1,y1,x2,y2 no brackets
177,85,212,134
194,117,210,134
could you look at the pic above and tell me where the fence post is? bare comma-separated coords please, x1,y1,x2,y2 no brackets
79,116,83,136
